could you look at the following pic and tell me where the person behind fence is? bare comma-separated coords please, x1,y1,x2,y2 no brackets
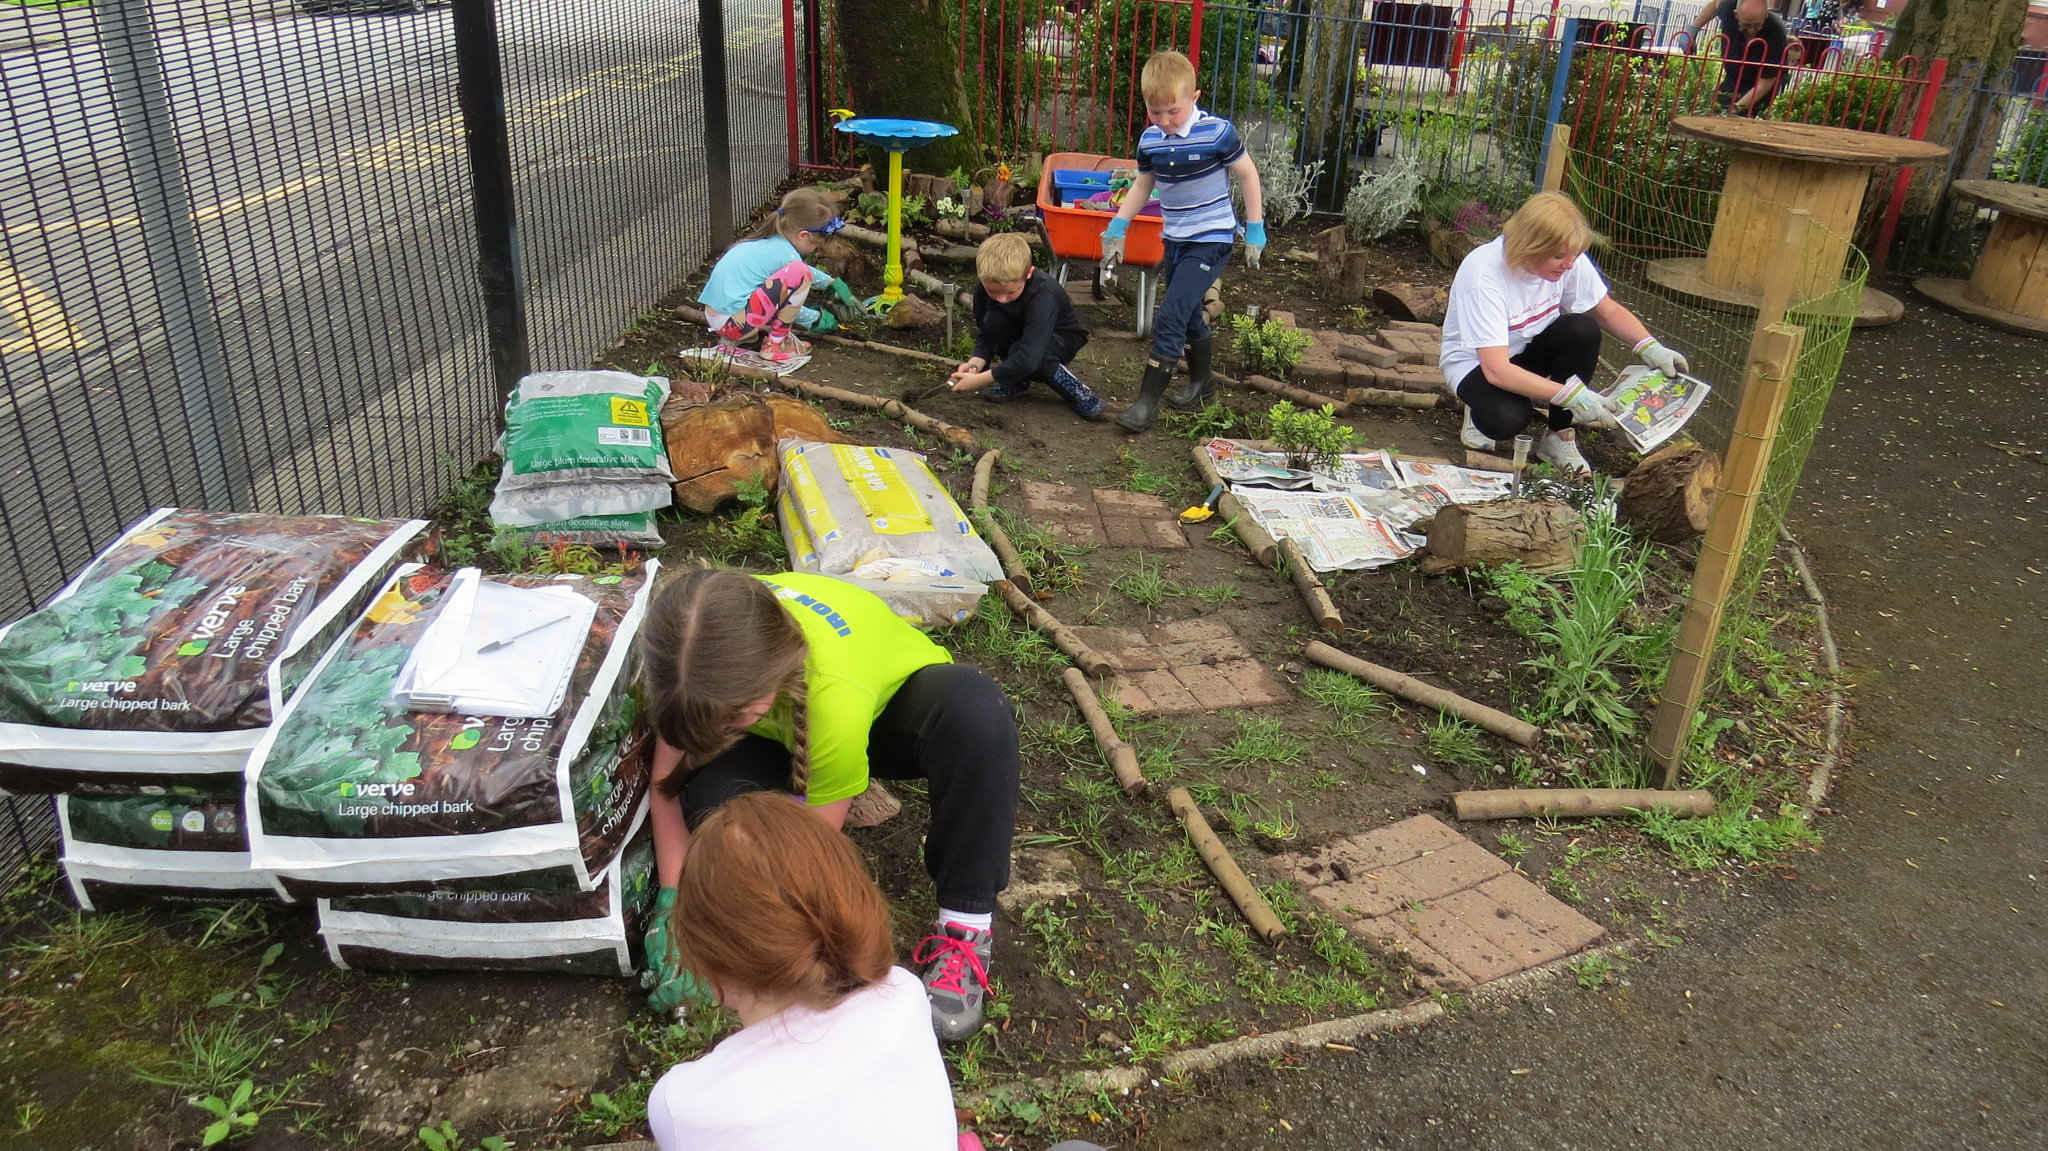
1712,0,1791,116
696,187,862,363
643,791,958,1151
946,233,1104,419
1438,191,1689,477
637,567,1020,1043
1100,48,1265,432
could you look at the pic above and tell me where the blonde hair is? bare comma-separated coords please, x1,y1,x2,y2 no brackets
752,186,838,243
1141,50,1198,107
642,568,812,797
1502,192,1596,270
975,233,1032,284
673,791,893,1013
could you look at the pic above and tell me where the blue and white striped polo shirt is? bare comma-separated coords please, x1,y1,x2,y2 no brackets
1136,110,1246,244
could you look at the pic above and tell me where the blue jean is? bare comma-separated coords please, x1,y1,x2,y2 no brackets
1149,239,1232,365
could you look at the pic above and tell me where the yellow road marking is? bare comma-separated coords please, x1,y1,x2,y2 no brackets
193,172,335,222
0,256,90,353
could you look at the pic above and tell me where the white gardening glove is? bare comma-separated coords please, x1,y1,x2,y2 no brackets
1633,336,1689,378
1551,376,1621,430
1100,216,1128,272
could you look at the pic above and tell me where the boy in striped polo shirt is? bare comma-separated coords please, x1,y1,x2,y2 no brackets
1102,49,1265,432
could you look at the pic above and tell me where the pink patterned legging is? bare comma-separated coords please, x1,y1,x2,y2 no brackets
717,262,813,344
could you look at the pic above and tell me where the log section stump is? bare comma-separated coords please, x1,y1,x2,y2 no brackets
1617,441,1721,544
1373,283,1448,325
1420,498,1584,575
1316,224,1374,301
661,390,844,513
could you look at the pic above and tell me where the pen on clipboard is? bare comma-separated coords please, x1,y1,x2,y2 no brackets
476,614,573,653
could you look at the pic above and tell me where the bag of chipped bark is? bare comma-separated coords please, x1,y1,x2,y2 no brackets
245,562,656,897
0,509,428,791
57,784,291,911
314,820,653,976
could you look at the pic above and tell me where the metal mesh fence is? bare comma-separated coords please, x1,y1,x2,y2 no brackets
0,0,782,887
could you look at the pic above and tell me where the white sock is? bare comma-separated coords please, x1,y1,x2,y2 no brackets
939,909,992,933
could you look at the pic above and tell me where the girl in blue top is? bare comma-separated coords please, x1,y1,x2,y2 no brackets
698,187,862,362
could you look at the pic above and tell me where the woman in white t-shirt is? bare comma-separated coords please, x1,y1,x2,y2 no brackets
1438,192,1689,476
645,790,958,1151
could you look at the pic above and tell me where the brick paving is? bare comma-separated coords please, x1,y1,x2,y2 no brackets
1286,320,1447,395
1018,480,1189,550
1269,814,1605,989
1064,616,1292,715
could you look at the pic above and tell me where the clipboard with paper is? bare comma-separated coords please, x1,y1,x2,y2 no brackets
393,569,596,717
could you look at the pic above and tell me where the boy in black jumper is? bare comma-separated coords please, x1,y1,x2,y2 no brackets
947,234,1104,420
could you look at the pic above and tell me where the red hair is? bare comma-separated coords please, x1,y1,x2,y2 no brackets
672,791,893,1012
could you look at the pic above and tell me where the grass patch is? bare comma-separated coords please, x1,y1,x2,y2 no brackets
1637,797,1820,869
1301,668,1389,740
1100,445,1183,498
1423,715,1493,772
1209,714,1309,771
1108,553,1177,613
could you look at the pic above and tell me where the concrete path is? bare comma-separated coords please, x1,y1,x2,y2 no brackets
1128,294,2047,1149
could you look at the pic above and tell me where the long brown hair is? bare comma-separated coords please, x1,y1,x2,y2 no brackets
641,568,811,796
673,791,893,1012
748,186,839,242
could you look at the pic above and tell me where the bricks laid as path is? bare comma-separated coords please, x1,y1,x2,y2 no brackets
1018,480,1190,550
1067,616,1291,715
1268,814,1605,989
1289,325,1446,395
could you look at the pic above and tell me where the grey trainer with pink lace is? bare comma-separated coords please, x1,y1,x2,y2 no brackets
914,921,994,1042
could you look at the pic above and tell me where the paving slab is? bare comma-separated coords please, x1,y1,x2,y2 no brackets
1269,815,1604,989
1093,618,1292,715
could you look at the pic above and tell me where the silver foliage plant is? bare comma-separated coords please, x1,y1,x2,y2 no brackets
1343,152,1424,246
1239,127,1320,229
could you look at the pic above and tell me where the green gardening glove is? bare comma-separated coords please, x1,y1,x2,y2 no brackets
641,887,713,1016
809,308,840,333
827,277,861,308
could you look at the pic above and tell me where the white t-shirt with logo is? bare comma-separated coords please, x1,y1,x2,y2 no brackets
1438,236,1609,391
646,966,955,1151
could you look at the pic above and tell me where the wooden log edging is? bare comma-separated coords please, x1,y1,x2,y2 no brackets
1277,537,1343,634
1348,387,1440,409
1302,640,1543,748
1451,788,1714,821
968,451,1034,594
1188,442,1279,568
1167,786,1288,944
771,377,977,449
813,332,959,368
1242,373,1350,412
993,579,1110,677
1061,668,1148,796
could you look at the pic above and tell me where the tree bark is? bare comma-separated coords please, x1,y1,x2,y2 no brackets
1617,441,1721,544
836,0,982,174
1883,0,2031,208
1420,498,1585,575
1296,0,1362,207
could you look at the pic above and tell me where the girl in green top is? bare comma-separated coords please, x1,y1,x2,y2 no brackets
637,568,1018,1043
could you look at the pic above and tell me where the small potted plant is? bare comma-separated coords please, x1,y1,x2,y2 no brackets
1267,400,1354,472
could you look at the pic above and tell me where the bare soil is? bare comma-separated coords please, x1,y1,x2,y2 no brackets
0,220,1840,1150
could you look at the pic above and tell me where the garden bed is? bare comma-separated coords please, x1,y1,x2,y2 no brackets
0,218,1837,1150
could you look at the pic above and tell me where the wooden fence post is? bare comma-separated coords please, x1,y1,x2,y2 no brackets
1541,123,1572,193
1644,323,1803,787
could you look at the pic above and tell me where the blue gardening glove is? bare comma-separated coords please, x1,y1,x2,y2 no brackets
1633,336,1689,378
1243,220,1267,269
1100,215,1128,268
809,308,840,332
827,277,860,308
1551,376,1621,431
641,887,712,1016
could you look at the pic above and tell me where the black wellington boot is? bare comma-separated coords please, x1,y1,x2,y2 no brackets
1116,361,1176,433
1166,335,1215,410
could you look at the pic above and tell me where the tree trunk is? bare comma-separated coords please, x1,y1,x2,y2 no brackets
1420,499,1585,574
1296,0,1361,207
1617,441,1720,544
837,0,982,174
1883,0,2031,212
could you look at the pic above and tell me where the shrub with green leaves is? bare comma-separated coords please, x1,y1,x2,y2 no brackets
1228,315,1313,378
1993,104,2048,188
1264,400,1353,470
1769,61,1909,133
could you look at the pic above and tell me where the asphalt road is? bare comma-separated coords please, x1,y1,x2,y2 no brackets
1130,293,2046,1150
0,0,786,614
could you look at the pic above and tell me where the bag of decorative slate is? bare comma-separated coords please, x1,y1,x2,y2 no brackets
315,820,653,976
0,509,428,790
489,371,676,527
246,562,656,895
517,511,666,550
58,785,290,911
775,438,1002,583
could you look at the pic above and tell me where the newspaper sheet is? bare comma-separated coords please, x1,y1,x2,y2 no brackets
1234,490,1424,571
1203,439,1313,489
1604,365,1712,454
